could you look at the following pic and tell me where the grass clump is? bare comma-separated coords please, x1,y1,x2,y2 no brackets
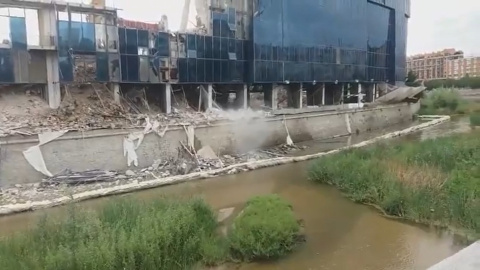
0,198,226,270
228,195,301,261
470,113,480,126
309,131,480,237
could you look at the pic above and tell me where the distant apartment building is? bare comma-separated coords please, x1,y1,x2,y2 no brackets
445,57,480,79
407,49,464,80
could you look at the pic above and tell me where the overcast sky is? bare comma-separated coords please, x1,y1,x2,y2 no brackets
111,0,480,57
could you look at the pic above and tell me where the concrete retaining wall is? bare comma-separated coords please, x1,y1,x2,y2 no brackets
0,103,420,186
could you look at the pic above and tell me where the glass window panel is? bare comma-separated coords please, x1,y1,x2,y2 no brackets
59,55,73,82
156,32,169,57
0,48,14,82
96,52,109,81
0,16,11,48
95,24,106,51
196,35,205,58
125,29,138,54
187,58,196,82
205,59,214,82
197,59,205,82
127,55,139,82
106,25,118,52
109,53,120,82
137,30,149,47
205,36,213,59
10,17,27,49
9,8,25,17
139,56,149,82
118,28,126,53
81,23,96,52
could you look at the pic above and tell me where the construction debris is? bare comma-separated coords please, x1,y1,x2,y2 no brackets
0,143,306,206
0,84,270,138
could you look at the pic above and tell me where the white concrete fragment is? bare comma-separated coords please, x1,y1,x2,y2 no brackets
217,207,235,223
23,131,68,177
428,241,480,270
197,145,218,159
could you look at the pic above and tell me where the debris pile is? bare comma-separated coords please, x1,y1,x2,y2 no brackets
0,85,271,138
0,143,306,205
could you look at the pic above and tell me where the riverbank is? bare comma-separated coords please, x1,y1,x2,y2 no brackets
309,129,480,239
0,116,450,216
0,195,302,270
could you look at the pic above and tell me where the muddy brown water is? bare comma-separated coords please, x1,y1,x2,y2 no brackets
0,118,473,270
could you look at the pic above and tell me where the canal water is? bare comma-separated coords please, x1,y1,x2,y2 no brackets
0,117,473,270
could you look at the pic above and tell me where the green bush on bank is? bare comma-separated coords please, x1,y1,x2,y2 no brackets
0,198,225,270
418,88,467,115
228,195,301,261
470,113,480,126
309,131,480,237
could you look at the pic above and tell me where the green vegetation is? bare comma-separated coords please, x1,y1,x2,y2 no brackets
418,88,480,115
470,113,480,126
0,196,303,269
228,195,301,261
309,131,480,238
0,198,224,270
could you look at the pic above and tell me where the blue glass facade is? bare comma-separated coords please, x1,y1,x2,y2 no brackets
252,0,409,83
0,0,409,85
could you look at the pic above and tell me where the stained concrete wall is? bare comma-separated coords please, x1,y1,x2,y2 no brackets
0,103,420,186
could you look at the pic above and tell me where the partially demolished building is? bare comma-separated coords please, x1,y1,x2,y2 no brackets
0,0,410,111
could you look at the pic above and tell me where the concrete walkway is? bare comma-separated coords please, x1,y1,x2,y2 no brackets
428,241,480,270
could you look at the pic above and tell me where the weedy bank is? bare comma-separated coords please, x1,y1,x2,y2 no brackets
309,131,480,238
0,195,302,270
419,88,480,115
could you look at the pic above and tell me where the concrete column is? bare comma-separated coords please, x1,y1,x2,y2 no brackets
287,83,302,109
163,83,172,114
357,83,363,107
109,83,121,104
200,84,213,111
373,83,377,102
264,84,278,110
235,84,248,109
340,84,345,104
321,83,325,105
39,9,61,109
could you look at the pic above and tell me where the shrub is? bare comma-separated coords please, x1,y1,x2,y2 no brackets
419,88,464,115
309,131,480,237
470,113,480,126
0,198,224,270
228,195,300,261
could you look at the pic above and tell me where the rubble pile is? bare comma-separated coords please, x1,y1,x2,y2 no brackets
0,85,271,138
0,144,306,205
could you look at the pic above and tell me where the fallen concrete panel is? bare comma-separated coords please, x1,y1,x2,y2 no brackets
0,115,450,216
376,86,426,104
428,241,480,270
